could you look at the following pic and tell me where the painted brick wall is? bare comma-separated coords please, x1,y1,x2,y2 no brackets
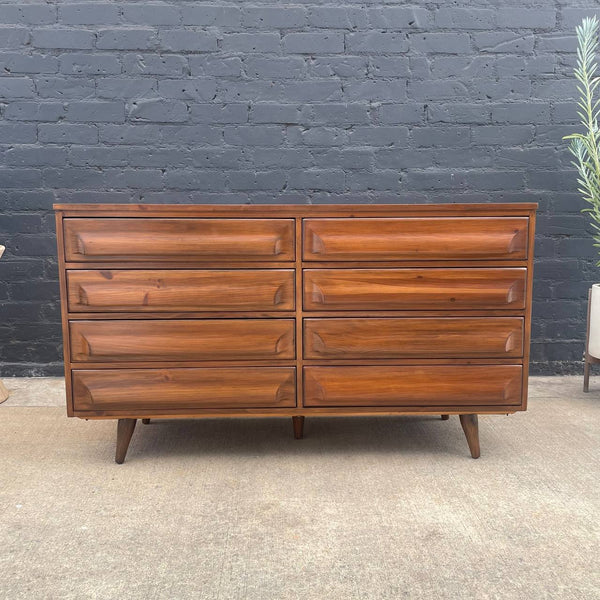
0,1,598,376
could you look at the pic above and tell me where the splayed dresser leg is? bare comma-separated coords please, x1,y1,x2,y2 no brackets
115,419,137,464
459,414,480,459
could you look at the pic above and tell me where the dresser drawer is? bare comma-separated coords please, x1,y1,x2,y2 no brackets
303,365,522,407
303,268,526,311
70,319,295,362
303,217,528,261
73,367,296,411
64,218,295,262
67,269,295,312
304,317,523,359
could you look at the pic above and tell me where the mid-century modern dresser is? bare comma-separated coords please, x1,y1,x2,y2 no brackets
55,203,536,463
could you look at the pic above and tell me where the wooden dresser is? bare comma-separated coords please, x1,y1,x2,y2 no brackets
55,203,536,463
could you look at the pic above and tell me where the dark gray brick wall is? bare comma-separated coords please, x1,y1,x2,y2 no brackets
0,1,598,376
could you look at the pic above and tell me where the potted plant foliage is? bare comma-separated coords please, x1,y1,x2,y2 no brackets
564,16,600,388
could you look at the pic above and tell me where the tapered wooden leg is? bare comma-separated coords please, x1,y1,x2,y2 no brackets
142,418,151,424
292,416,304,440
459,414,480,459
584,356,590,392
115,419,137,464
441,414,449,420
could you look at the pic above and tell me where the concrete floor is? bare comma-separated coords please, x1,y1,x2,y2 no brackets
0,376,599,599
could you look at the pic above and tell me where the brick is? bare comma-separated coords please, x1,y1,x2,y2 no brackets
536,35,576,53
123,3,181,25
347,33,409,54
346,171,402,191
250,148,312,168
350,126,409,146
4,102,66,121
346,81,407,101
309,57,367,78
497,8,556,29
308,7,367,29
288,169,345,191
428,104,490,124
60,54,121,75
473,33,535,54
250,104,301,124
430,56,494,78
69,146,129,167
223,34,280,53
224,126,284,146
159,125,221,145
369,57,410,77
159,30,217,52
287,127,348,147
105,168,163,189
472,125,534,145
165,169,226,190
127,147,189,168
368,7,431,29
413,127,470,147
561,8,600,29
97,29,157,50
0,53,57,74
228,171,286,191
96,77,157,99
32,29,95,50
38,123,98,144
245,57,305,79
5,146,67,167
0,28,29,48
123,54,187,76
190,103,248,124
243,7,306,28
491,103,550,124
128,99,188,123
410,33,471,54
0,169,42,188
307,104,370,125
98,124,160,144
377,103,425,124
59,3,119,25
316,149,375,170
434,8,495,30
0,123,37,143
409,80,469,101
283,33,343,54
158,79,217,101
190,56,243,77
66,101,125,123
0,77,35,98
35,76,95,99
183,5,241,26
0,4,56,24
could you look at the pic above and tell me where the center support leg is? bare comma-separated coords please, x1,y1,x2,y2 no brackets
292,416,304,440
115,418,137,464
441,414,449,420
459,414,480,459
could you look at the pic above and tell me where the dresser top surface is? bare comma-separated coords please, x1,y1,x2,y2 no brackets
54,202,537,217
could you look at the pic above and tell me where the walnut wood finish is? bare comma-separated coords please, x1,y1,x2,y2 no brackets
70,319,295,362
304,317,523,359
459,414,481,459
303,365,522,407
116,418,136,464
303,268,526,311
73,368,297,411
64,218,295,262
292,416,305,439
55,203,536,461
67,269,295,312
304,217,528,261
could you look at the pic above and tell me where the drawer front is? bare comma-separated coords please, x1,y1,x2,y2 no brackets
67,269,295,312
70,319,295,362
304,317,524,359
303,217,528,261
303,268,526,311
73,367,296,411
64,218,295,262
304,365,522,407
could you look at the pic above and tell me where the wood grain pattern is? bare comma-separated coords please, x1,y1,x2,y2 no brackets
303,317,524,359
70,319,295,362
73,368,297,411
303,268,526,311
67,269,295,312
64,218,295,262
303,365,523,407
304,217,528,261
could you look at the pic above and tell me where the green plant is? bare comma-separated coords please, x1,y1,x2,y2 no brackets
564,16,600,262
